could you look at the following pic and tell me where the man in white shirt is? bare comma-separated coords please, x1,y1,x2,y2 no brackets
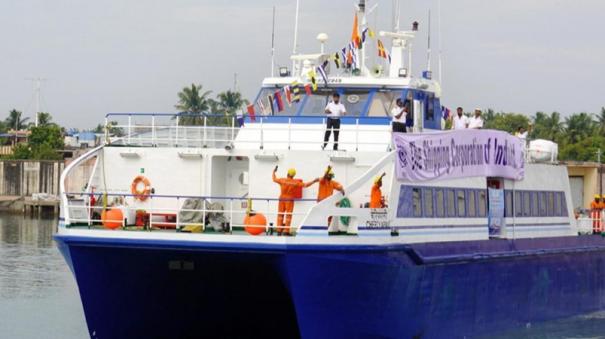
323,92,347,150
468,108,484,129
451,107,469,130
391,98,408,133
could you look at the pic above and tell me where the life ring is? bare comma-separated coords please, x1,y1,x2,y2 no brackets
131,176,151,201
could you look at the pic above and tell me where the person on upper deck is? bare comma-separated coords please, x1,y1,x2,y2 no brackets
369,173,387,208
468,108,484,129
391,99,408,133
323,92,347,151
515,127,528,140
272,166,317,236
451,107,469,130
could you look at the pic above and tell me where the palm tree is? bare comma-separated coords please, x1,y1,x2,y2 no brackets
532,111,563,141
564,112,595,144
595,107,605,135
5,109,29,130
37,112,54,126
175,84,212,125
214,90,249,126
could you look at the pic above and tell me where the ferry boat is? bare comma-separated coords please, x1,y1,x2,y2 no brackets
55,2,605,338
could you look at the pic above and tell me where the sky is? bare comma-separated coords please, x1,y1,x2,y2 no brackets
0,0,604,129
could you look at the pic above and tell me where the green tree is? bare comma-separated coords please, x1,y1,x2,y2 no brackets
36,112,54,126
10,144,33,159
175,84,212,125
29,124,64,149
595,107,605,135
564,112,595,144
5,109,29,130
212,90,249,126
484,111,529,134
531,112,563,142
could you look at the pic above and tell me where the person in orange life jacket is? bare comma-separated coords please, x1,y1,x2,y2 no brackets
272,166,317,235
591,195,604,210
307,166,345,228
322,92,347,151
369,173,387,208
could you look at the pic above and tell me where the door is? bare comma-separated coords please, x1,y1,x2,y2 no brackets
569,176,584,210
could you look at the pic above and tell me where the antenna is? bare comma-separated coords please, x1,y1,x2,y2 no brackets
271,6,276,77
426,9,431,72
292,0,300,55
392,0,400,31
26,77,47,127
437,0,443,85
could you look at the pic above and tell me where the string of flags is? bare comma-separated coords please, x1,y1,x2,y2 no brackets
246,11,393,119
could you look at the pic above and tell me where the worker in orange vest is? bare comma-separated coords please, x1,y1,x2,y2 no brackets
590,194,604,233
310,166,345,202
306,166,345,229
272,166,316,236
369,173,386,208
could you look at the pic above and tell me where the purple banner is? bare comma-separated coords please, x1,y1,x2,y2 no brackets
393,129,525,182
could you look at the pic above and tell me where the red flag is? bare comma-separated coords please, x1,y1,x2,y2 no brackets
284,86,292,105
247,104,256,122
304,84,312,96
274,90,284,112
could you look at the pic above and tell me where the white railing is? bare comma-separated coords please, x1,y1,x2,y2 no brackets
104,113,392,151
63,192,319,235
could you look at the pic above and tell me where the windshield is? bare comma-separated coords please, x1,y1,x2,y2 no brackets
253,87,410,117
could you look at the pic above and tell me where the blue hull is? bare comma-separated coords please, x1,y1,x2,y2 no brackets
55,235,605,339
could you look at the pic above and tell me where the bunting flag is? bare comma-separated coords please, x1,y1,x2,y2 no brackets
368,28,375,39
351,13,361,48
317,60,329,87
246,104,256,122
441,106,451,120
377,39,391,63
341,47,348,67
333,52,341,69
257,99,266,115
274,90,284,112
361,27,369,43
377,39,387,59
304,83,312,96
284,85,292,105
307,69,318,91
348,42,358,68
267,94,275,115
291,81,302,102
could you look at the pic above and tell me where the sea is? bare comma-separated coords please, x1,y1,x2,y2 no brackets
1,214,605,339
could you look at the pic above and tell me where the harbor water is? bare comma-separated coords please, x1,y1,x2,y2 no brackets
1,214,605,339
0,214,87,339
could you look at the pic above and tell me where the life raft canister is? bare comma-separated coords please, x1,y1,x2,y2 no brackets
131,175,151,201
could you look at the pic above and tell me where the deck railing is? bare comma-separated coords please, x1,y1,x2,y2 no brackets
104,113,392,150
63,191,320,235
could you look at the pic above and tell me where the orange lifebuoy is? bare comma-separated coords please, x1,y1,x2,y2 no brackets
131,176,151,201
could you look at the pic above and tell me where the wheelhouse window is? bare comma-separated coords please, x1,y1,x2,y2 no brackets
531,192,539,217
300,88,332,116
547,192,555,216
256,88,301,116
425,92,435,121
539,192,547,216
341,90,371,117
368,90,398,117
